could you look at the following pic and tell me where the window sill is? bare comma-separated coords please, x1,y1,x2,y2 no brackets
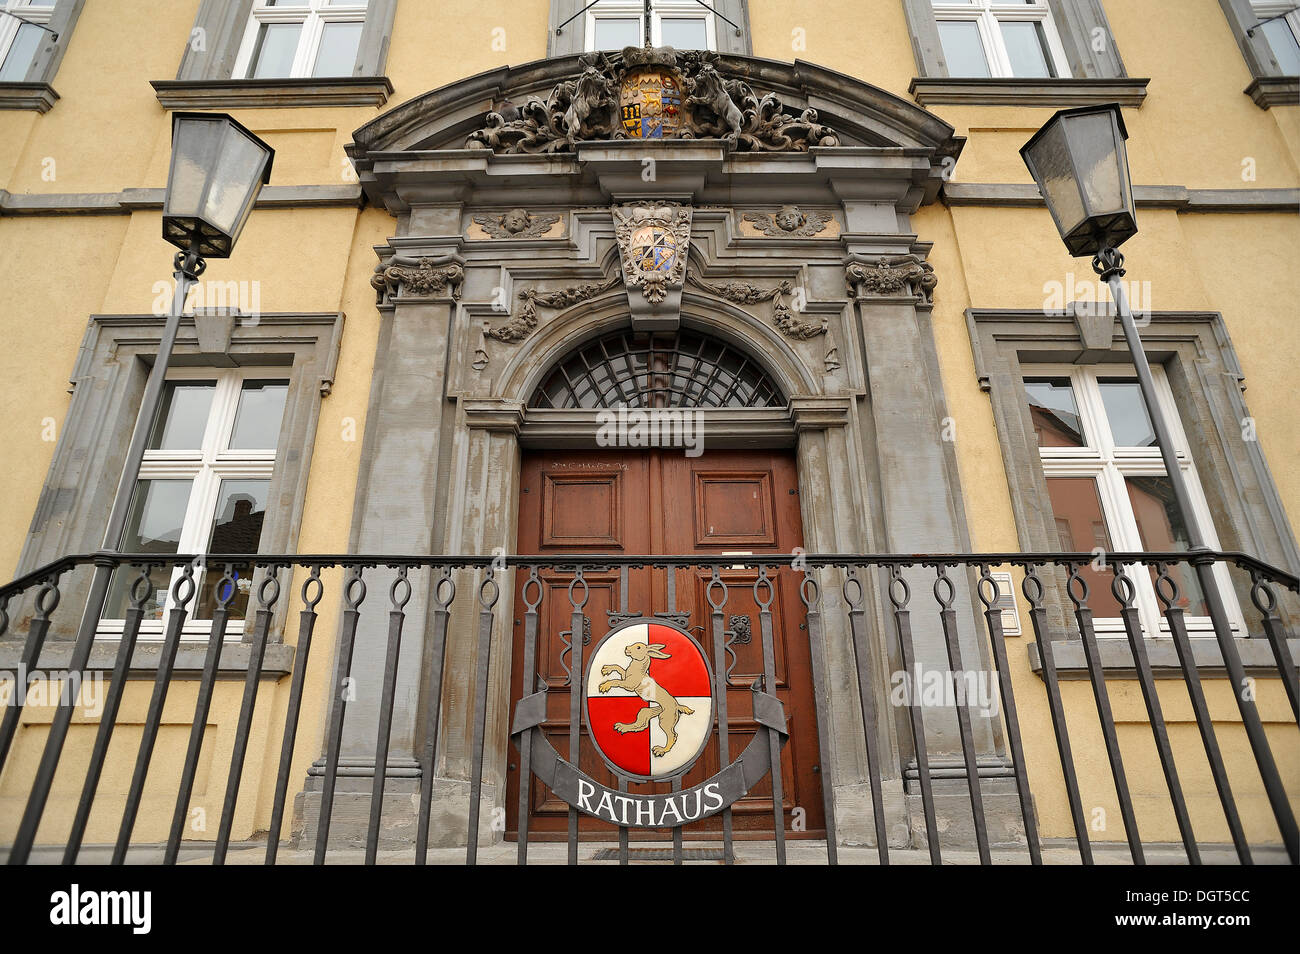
0,82,59,113
150,76,393,109
1027,635,1297,680
1245,76,1300,109
908,77,1149,108
0,639,295,679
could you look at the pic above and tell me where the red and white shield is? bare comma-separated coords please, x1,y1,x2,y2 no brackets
585,621,713,780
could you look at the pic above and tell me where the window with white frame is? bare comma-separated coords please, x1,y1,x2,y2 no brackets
0,0,54,82
930,0,1071,78
233,0,368,80
586,0,716,51
103,370,290,636
1249,1,1300,74
1023,366,1244,637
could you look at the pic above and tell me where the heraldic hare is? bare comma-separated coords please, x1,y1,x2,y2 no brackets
598,642,695,757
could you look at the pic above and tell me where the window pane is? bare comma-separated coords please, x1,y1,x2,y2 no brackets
106,479,193,619
937,20,991,76
0,23,43,83
228,379,289,449
148,381,216,450
1000,19,1056,77
194,479,270,619
266,0,309,6
1097,378,1157,447
660,17,708,49
1024,377,1085,447
1260,18,1300,75
593,16,641,49
313,20,362,76
249,22,302,78
1125,476,1208,616
1045,477,1123,617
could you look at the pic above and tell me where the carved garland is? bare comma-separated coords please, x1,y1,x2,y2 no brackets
466,48,839,155
371,256,465,304
845,255,937,304
687,275,827,339
486,275,621,342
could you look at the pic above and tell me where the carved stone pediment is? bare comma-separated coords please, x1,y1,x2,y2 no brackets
465,48,839,155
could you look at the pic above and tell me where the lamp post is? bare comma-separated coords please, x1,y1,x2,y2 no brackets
1021,103,1297,859
10,112,273,864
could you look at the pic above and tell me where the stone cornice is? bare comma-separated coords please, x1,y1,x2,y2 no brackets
0,81,58,113
0,185,362,216
908,77,1149,108
1244,76,1300,109
942,183,1300,213
151,76,393,109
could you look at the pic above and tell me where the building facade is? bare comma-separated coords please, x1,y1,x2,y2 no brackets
0,0,1296,860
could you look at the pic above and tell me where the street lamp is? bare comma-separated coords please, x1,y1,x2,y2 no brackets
9,112,273,864
1020,103,1203,554
1021,104,1298,855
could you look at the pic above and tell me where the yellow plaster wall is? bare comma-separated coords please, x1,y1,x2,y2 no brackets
0,0,1295,850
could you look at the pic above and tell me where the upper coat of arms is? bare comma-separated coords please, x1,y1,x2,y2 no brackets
466,48,838,154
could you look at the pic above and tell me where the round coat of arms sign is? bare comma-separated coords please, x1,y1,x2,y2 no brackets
584,621,713,780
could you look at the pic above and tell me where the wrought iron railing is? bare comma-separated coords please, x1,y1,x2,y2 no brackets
0,549,1295,865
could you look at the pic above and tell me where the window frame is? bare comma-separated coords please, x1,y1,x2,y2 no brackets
584,0,718,52
1027,362,1246,639
232,0,370,81
0,0,54,82
930,0,1072,78
1249,0,1300,73
99,367,290,640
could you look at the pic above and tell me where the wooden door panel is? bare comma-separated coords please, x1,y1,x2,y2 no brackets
508,447,825,838
691,471,779,547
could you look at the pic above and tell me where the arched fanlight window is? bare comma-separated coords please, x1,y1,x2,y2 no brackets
530,327,786,409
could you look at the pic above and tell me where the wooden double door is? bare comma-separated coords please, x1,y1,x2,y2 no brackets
506,447,825,839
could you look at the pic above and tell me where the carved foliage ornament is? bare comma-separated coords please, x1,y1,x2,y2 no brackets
743,205,833,237
472,208,563,239
466,48,839,155
371,256,464,304
486,275,620,342
846,255,937,304
613,201,691,305
687,274,827,340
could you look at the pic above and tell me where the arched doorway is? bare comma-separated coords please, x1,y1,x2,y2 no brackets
506,325,826,840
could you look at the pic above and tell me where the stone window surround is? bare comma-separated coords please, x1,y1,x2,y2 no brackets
0,0,83,112
548,0,752,57
0,310,344,680
966,306,1300,677
1220,0,1300,108
158,0,397,109
901,0,1149,107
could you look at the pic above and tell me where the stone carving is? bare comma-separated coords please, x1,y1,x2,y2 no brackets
371,256,464,304
486,275,620,342
743,205,833,237
466,47,838,154
687,275,827,339
613,202,692,305
846,255,937,304
472,208,562,239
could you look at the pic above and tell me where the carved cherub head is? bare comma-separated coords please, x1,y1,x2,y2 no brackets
501,208,531,234
775,205,806,233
